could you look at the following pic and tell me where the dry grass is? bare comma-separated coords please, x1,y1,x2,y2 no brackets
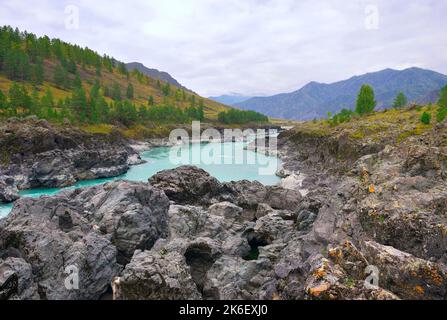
291,105,438,143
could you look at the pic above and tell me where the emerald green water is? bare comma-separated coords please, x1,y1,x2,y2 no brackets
0,141,281,218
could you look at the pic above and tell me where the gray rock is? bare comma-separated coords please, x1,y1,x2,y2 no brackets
0,197,120,300
149,166,223,205
208,202,243,220
0,177,19,203
64,180,170,264
0,120,139,190
0,180,170,300
113,246,202,300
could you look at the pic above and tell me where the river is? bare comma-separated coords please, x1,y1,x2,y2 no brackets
0,139,281,218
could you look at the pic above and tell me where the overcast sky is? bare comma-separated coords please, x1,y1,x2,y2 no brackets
1,0,446,96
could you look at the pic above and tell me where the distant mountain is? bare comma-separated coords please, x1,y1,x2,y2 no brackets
235,67,447,120
126,62,187,90
209,94,254,106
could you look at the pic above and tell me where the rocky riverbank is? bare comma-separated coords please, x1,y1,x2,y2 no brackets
0,118,144,203
273,112,447,300
0,166,303,300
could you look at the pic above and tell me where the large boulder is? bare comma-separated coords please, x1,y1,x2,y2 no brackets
113,241,202,300
64,181,170,263
363,241,447,300
149,166,223,205
0,257,39,300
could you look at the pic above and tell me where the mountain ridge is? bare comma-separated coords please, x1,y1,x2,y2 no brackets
208,94,255,105
235,67,447,120
126,62,188,91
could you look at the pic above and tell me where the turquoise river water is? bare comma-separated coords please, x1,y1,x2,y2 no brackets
0,140,281,218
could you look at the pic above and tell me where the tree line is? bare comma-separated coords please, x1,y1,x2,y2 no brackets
0,80,206,126
217,109,269,124
0,26,115,82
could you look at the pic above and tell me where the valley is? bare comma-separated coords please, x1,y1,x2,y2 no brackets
1,22,447,302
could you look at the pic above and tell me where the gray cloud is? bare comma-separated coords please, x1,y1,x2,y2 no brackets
0,0,446,96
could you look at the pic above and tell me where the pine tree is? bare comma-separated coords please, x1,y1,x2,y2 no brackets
393,92,408,109
355,84,376,115
126,83,134,99
71,87,88,122
97,94,109,123
17,50,31,80
4,48,20,79
30,87,41,115
54,65,66,89
89,80,101,123
147,95,154,106
67,59,77,74
32,58,45,85
40,89,55,109
112,82,121,101
73,72,82,89
162,83,171,96
8,83,31,114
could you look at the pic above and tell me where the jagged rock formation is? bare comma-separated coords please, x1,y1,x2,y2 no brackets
0,118,142,202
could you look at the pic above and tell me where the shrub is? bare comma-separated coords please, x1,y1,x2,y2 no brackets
420,111,431,125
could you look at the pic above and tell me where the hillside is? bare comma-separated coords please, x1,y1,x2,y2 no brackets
0,26,234,133
126,62,187,91
235,67,447,120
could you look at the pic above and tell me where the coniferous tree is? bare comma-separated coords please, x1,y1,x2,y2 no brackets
8,82,31,114
54,65,66,89
147,95,154,106
73,72,82,89
67,59,77,74
32,58,45,85
162,83,171,96
71,86,88,122
393,92,408,109
126,83,134,99
355,84,376,115
40,89,55,109
88,80,101,123
112,82,121,101
30,87,41,115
